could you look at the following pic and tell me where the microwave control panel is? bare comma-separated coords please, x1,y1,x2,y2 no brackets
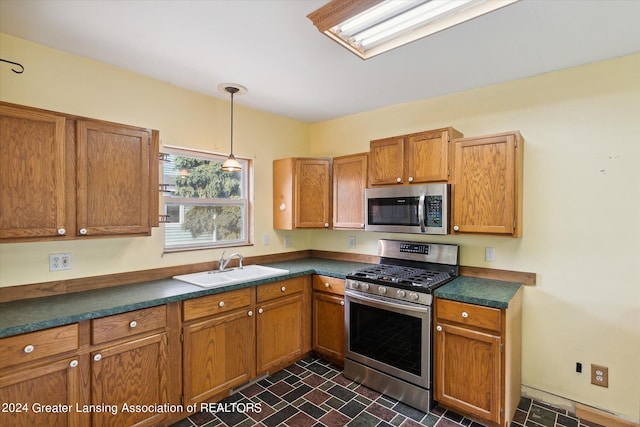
425,195,443,228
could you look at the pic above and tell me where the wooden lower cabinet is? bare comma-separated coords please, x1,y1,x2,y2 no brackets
312,275,345,366
434,292,522,427
0,355,88,427
182,294,255,404
90,333,168,427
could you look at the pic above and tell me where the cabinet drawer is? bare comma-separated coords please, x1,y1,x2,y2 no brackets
313,275,345,296
436,298,501,333
183,288,252,322
0,324,79,369
257,277,306,303
92,305,166,344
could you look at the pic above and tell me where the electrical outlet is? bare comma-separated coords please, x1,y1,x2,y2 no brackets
263,234,270,245
284,235,291,248
485,247,496,262
49,253,72,271
591,364,609,387
348,236,356,249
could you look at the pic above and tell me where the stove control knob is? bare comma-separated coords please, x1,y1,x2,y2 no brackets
396,290,406,298
409,292,419,301
361,283,369,291
378,286,387,295
352,282,359,289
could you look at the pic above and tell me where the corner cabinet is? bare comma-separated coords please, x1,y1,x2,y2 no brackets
333,153,367,229
451,131,523,237
434,292,523,427
273,157,332,229
0,102,159,243
368,127,463,186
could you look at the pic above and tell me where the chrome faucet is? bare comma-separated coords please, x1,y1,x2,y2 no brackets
218,250,244,271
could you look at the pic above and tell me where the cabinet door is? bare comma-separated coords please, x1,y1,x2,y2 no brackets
369,136,404,185
0,356,87,427
256,294,304,374
452,132,522,236
295,158,331,228
91,333,168,427
0,105,68,240
406,130,450,183
333,153,367,229
76,120,151,237
434,322,501,424
312,292,344,364
183,308,255,404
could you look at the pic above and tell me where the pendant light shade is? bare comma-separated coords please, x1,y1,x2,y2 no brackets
218,83,247,172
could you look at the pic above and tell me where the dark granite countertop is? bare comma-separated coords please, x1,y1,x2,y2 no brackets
0,257,523,338
0,258,369,338
435,276,522,309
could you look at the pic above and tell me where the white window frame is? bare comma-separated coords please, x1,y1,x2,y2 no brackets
162,145,253,252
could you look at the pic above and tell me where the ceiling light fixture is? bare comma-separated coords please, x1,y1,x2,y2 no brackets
217,83,247,172
308,0,519,59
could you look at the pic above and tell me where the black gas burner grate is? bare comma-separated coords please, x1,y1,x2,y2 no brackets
349,264,452,289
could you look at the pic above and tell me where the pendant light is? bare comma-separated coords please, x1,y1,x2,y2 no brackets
217,83,247,172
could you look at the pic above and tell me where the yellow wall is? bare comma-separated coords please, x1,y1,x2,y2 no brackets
308,54,640,422
1,33,639,421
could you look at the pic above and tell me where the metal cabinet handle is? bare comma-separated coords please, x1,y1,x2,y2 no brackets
462,311,469,318
247,310,253,317
69,360,79,368
281,286,286,292
408,176,414,182
325,283,330,288
340,300,345,306
396,177,402,183
324,223,329,228
79,228,88,235
129,320,137,328
436,325,443,332
258,308,264,314
93,354,102,362
24,344,35,354
57,228,66,235
453,225,459,231
218,301,225,307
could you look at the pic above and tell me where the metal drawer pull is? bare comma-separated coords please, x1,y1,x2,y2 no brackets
462,311,469,318
129,320,137,328
247,310,253,317
281,286,286,292
340,300,345,306
23,344,35,354
93,354,102,362
436,325,443,332
258,308,264,314
218,301,225,307
79,228,88,235
453,225,460,231
325,283,330,288
69,360,79,368
57,228,66,235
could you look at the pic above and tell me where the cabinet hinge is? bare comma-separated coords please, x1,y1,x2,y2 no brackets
180,333,184,343
500,343,504,353
447,168,450,177
513,220,517,230
180,395,184,405
500,407,504,416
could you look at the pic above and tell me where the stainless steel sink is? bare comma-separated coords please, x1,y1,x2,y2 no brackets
173,265,289,288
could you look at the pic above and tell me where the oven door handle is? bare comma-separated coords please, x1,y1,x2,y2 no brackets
345,289,429,314
418,193,426,233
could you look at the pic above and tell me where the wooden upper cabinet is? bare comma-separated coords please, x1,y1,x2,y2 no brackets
0,104,68,239
0,102,159,242
273,157,332,230
369,127,462,186
333,153,367,229
76,120,151,236
451,131,523,237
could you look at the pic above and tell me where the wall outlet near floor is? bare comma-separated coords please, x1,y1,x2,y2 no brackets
284,235,291,248
50,253,72,271
591,364,609,387
263,234,270,245
348,236,356,249
485,247,496,262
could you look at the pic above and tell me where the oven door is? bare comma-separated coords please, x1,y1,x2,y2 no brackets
344,289,431,388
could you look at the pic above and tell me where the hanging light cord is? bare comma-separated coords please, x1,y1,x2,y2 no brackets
227,86,239,156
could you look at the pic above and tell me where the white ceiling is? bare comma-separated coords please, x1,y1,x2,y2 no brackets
1,0,639,124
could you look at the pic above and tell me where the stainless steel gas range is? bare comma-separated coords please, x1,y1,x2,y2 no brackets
343,239,459,413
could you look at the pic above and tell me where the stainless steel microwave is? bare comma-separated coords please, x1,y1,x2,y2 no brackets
365,184,449,234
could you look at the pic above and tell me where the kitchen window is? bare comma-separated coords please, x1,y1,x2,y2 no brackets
162,147,252,251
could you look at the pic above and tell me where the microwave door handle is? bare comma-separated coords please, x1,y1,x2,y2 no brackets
418,194,426,232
